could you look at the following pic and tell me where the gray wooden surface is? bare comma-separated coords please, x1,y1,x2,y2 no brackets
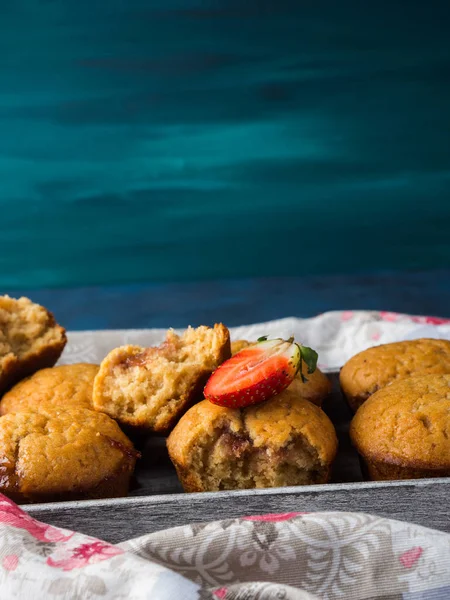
25,479,450,544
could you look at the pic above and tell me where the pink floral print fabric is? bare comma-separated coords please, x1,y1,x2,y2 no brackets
1,495,450,599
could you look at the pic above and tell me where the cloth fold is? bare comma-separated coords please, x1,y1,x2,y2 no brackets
0,495,449,599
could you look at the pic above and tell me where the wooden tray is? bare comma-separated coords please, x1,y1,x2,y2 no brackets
25,373,450,543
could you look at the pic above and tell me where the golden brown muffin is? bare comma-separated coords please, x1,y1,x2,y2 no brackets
350,374,450,481
0,407,138,503
167,392,338,492
340,338,450,412
93,324,231,433
0,363,99,415
231,339,331,406
0,296,66,396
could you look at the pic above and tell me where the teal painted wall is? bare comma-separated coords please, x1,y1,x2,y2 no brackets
1,1,450,288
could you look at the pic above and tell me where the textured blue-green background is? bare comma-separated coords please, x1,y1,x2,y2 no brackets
2,0,450,290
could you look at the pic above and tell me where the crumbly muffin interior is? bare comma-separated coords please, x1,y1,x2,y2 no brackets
0,296,64,364
184,414,327,491
96,325,229,429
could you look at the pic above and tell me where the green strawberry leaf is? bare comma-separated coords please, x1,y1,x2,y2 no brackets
299,346,318,374
257,336,268,342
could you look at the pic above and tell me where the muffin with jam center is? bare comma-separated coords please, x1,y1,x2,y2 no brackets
167,390,338,492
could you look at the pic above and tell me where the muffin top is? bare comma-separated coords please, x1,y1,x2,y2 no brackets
0,407,137,502
231,339,331,406
350,374,450,470
168,390,338,466
340,338,450,410
0,363,99,415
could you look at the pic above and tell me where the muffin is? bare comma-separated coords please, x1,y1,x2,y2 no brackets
340,338,450,412
93,324,231,433
350,374,450,480
0,407,138,503
231,339,331,406
0,296,66,396
0,363,99,415
167,391,338,492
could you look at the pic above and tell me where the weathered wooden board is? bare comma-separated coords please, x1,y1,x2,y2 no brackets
26,479,450,544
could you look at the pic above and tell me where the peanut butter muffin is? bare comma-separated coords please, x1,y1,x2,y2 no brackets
167,391,338,492
0,296,66,396
340,338,450,412
231,339,331,406
0,363,99,415
93,324,231,433
0,407,138,503
350,374,450,480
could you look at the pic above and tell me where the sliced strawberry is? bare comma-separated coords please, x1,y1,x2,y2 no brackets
204,337,318,408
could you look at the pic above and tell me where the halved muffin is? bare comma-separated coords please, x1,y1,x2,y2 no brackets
167,391,338,492
231,339,331,406
0,296,66,396
0,363,99,415
93,324,231,433
0,407,138,503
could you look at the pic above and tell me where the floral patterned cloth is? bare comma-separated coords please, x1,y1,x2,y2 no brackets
58,310,450,373
3,310,450,598
1,495,450,599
